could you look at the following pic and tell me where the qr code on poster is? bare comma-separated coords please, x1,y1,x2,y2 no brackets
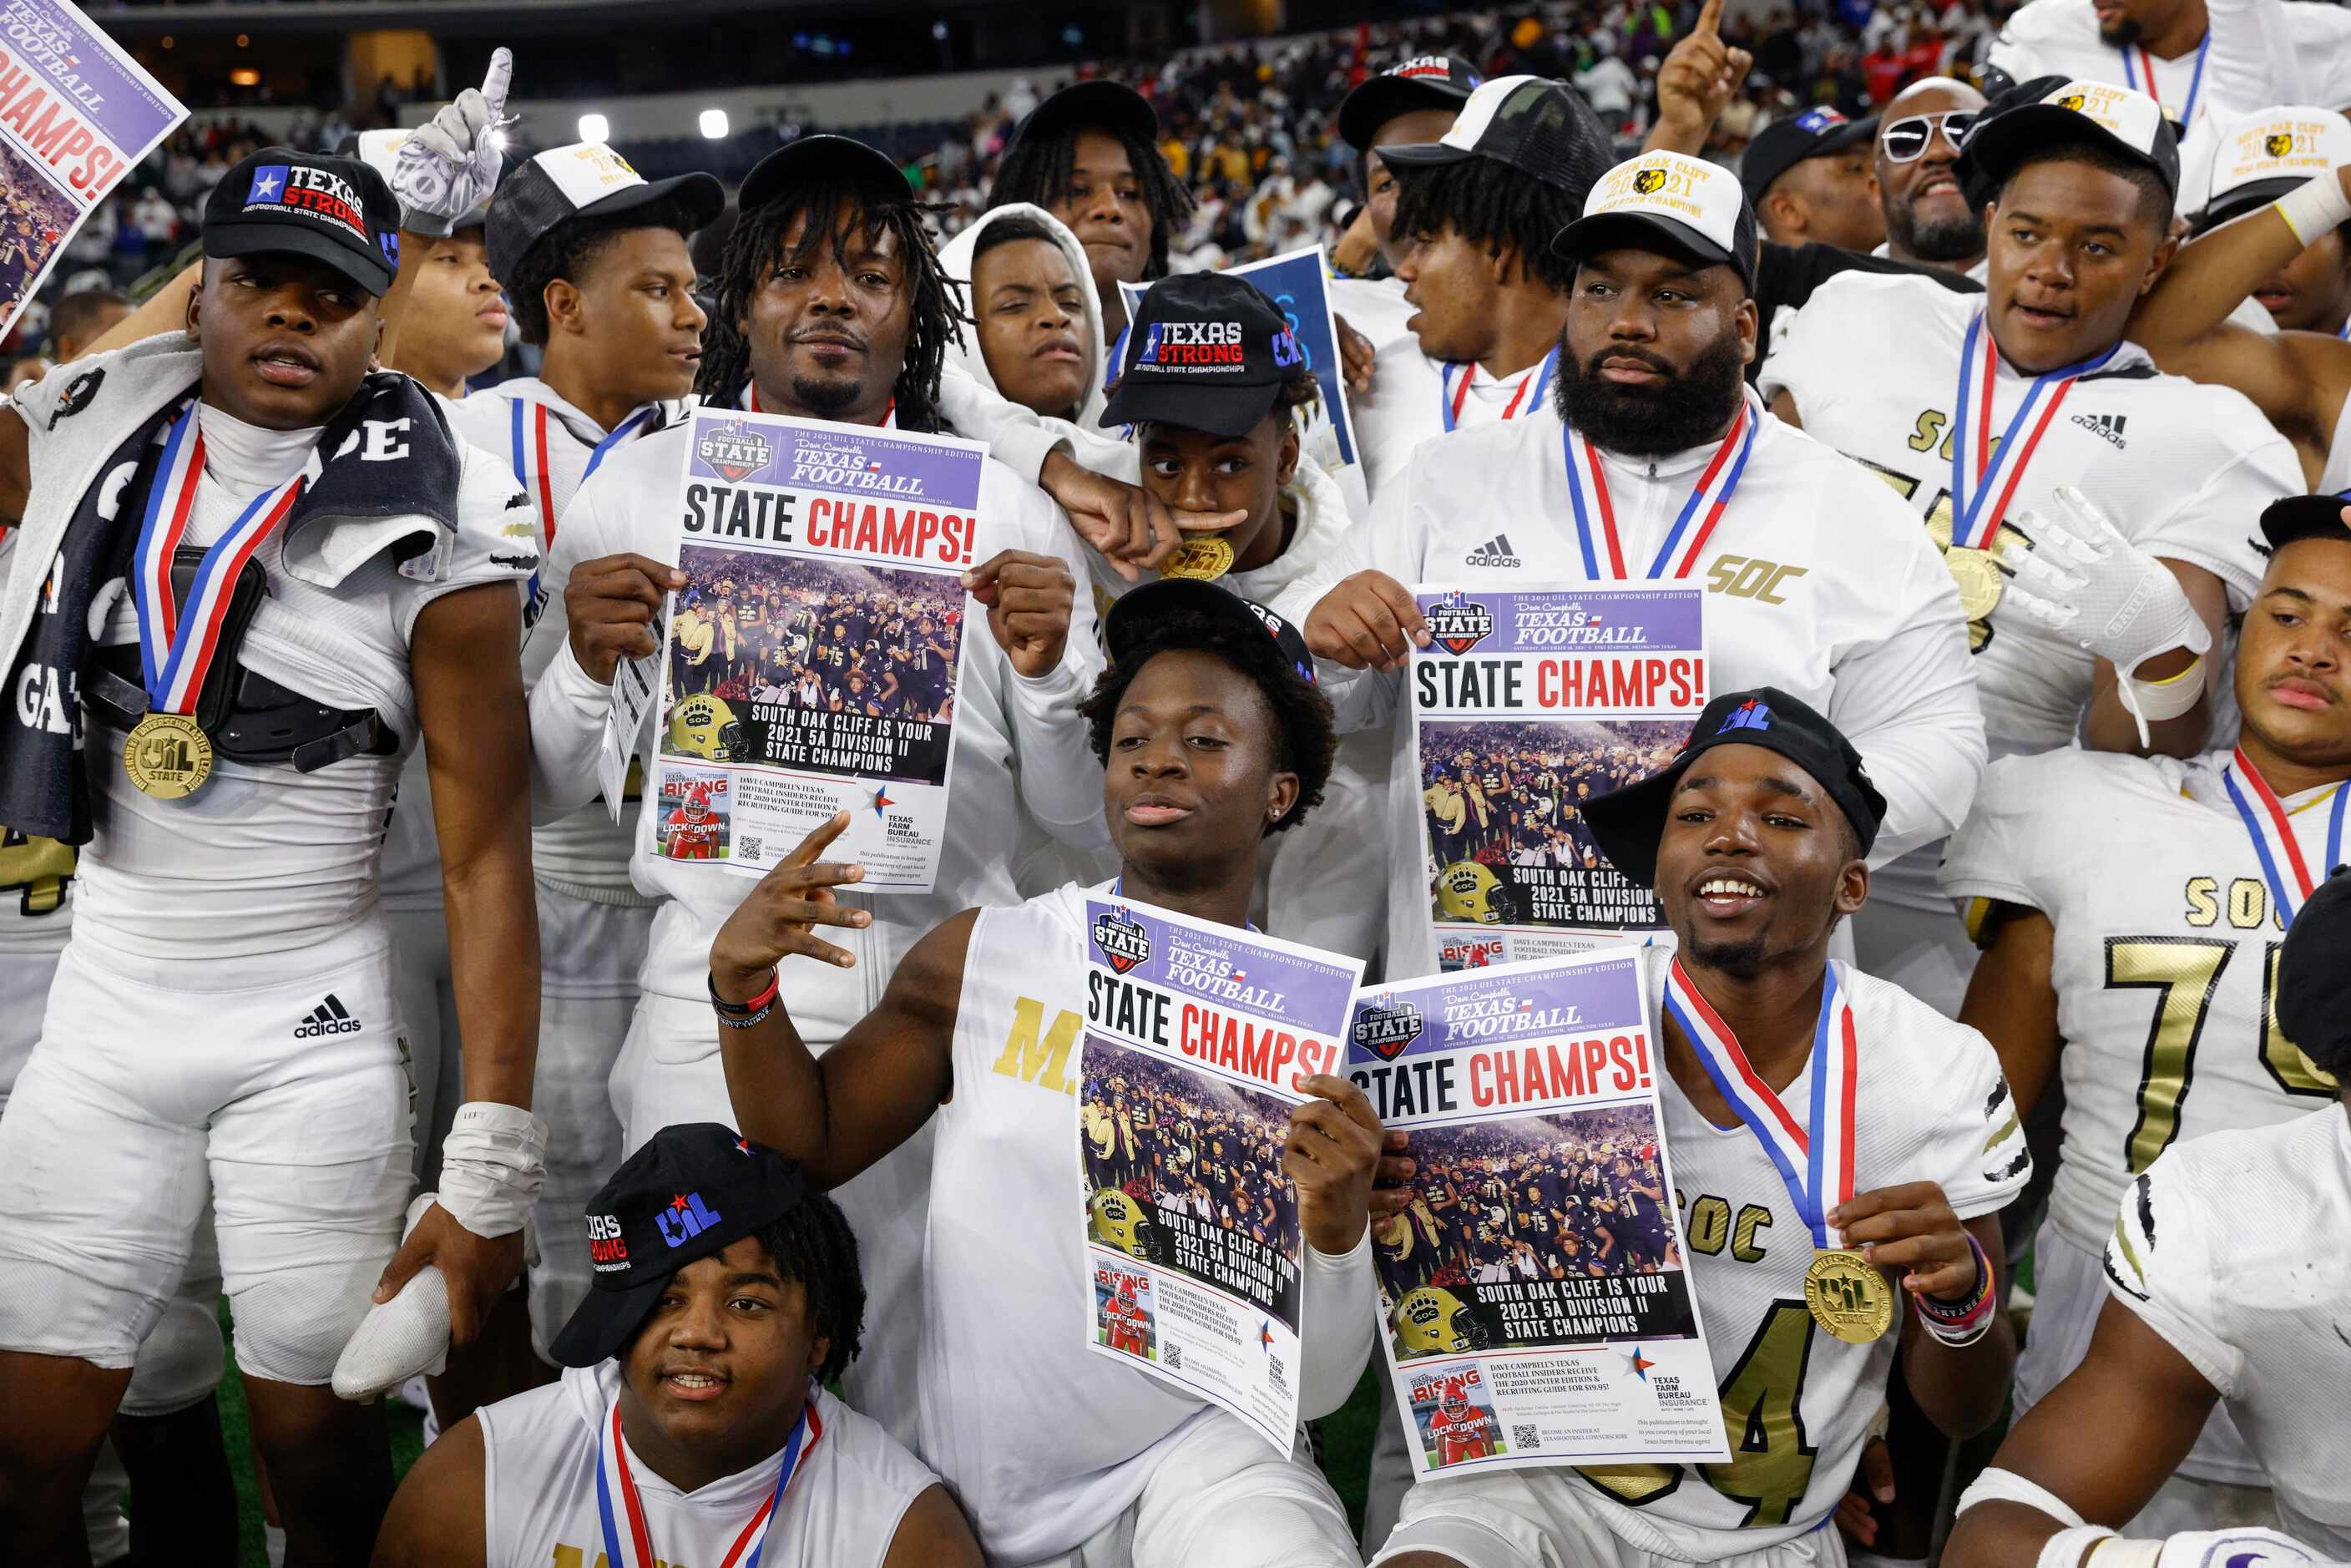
1511,1424,1540,1450
1164,1342,1183,1372
738,834,763,861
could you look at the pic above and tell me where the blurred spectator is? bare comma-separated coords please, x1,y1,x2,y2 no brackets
47,286,129,367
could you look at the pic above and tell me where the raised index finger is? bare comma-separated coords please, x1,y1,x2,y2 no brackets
1695,0,1723,35
481,46,514,114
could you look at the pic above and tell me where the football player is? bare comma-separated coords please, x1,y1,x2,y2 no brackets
0,144,540,1562
530,132,1105,1451
1942,866,2351,1567
1373,688,2030,1568
710,582,1401,1567
1328,54,1484,341
1765,83,2295,1015
373,1124,982,1567
1939,493,2351,1533
1426,1379,1499,1469
1280,149,1984,984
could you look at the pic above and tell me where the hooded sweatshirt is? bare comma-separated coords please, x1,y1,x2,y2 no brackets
936,203,1112,432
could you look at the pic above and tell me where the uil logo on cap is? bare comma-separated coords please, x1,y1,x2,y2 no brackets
656,1191,725,1247
1633,166,1669,195
1718,697,1773,733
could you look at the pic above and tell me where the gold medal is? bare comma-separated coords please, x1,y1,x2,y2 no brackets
1803,1248,1894,1343
1162,533,1236,582
1943,546,2004,622
124,711,214,799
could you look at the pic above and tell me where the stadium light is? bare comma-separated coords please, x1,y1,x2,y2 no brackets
699,109,728,139
578,113,610,144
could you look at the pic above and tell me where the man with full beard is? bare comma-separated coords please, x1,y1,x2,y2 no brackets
1272,149,1984,988
1872,77,1991,276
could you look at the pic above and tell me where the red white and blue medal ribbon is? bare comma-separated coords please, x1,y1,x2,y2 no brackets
509,401,668,545
2221,746,2351,923
1562,397,1757,580
1438,346,1558,433
1662,955,1858,1248
130,402,305,712
2121,33,2209,132
1949,312,2120,552
596,1396,821,1568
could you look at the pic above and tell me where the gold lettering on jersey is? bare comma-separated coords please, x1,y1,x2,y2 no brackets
2181,875,2278,929
1730,1204,1772,1262
1684,1194,1732,1255
1907,410,1948,456
0,827,74,916
1854,454,2025,654
1703,555,1807,604
2229,878,2272,930
2261,942,2339,1095
990,998,1081,1095
2184,876,2219,927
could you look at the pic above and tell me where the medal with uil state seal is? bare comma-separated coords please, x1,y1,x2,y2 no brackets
1163,532,1236,581
1803,1247,1895,1343
1942,545,2004,622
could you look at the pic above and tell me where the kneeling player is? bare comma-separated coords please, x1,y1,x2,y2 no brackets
1373,689,2031,1568
373,1122,980,1567
713,583,1400,1568
1943,870,2351,1568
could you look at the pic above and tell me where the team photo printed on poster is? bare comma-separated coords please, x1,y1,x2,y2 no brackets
1410,585,1707,969
1078,894,1364,1454
650,408,988,888
1347,947,1728,1479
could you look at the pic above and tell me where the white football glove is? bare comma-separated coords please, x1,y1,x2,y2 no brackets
331,1194,449,1401
392,47,512,236
2003,485,2212,743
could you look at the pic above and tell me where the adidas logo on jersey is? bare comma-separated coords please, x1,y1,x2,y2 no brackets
2072,412,2128,449
296,994,362,1038
1464,533,1523,569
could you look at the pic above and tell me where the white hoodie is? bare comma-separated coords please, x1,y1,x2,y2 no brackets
936,203,1113,431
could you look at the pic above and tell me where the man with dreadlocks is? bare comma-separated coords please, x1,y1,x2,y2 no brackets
529,132,1108,1452
1347,76,1612,498
373,1122,983,1567
987,81,1193,355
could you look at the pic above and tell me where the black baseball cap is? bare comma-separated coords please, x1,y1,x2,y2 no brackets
1956,76,2182,204
2258,494,2351,554
1105,579,1317,689
1101,271,1307,438
1580,687,1887,889
1740,106,1878,204
1555,149,1761,292
486,142,725,288
1378,74,1608,196
2277,867,2351,1074
739,134,911,219
1007,79,1160,158
548,1123,810,1368
204,148,402,297
1337,56,1484,153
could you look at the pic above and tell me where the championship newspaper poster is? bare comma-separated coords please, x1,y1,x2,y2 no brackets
650,408,983,888
1116,243,1365,512
1346,948,1727,1479
0,0,184,342
1410,585,1706,970
1079,894,1365,1453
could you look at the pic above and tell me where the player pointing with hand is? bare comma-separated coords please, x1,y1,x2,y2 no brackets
713,583,1407,1567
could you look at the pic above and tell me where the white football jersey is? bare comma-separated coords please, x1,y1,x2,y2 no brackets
1764,273,2292,908
2106,1107,2351,1558
1327,273,1416,352
2320,377,2351,498
476,1363,938,1568
1263,390,1985,979
921,879,1224,1561
379,381,684,907
1565,959,2029,1561
1350,324,1562,500
1940,747,2344,1257
54,402,536,960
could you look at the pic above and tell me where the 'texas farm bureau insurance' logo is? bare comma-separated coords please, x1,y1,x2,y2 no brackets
697,418,771,483
1091,906,1151,974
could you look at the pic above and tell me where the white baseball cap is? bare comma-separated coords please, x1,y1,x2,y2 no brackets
1958,78,2182,199
2197,104,2351,230
1551,150,1758,290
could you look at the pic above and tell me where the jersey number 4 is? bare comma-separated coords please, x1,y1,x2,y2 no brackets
2106,935,2338,1173
0,828,73,918
1578,1301,1820,1527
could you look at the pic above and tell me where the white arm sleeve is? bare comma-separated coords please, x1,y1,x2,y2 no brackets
528,463,632,817
2202,0,2308,109
1297,1231,1378,1420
